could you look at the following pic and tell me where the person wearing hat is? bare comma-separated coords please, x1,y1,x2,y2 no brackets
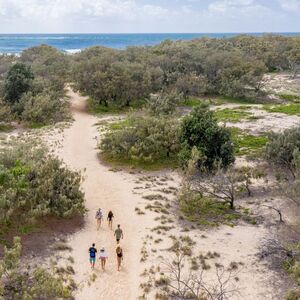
99,247,108,270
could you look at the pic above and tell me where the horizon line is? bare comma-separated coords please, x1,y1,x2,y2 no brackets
0,31,300,35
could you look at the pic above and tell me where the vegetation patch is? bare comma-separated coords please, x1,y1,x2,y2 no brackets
87,98,145,114
0,46,70,127
277,93,300,102
230,127,268,156
263,104,300,115
100,114,180,170
215,108,252,123
0,237,76,299
100,152,178,171
0,124,13,132
215,96,262,105
0,139,85,240
179,189,241,227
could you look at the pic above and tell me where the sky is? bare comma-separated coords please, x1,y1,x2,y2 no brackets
0,0,299,33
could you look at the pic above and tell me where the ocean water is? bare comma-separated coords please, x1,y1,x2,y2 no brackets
0,33,299,54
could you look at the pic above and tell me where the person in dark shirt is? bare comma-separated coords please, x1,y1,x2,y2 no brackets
89,243,97,269
107,210,114,230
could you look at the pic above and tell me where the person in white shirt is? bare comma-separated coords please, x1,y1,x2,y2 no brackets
99,248,108,270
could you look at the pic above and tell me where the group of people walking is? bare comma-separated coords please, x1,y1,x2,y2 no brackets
89,208,124,271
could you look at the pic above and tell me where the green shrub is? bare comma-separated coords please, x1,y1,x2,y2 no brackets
100,115,181,165
147,92,182,116
179,104,235,170
265,127,300,178
4,63,34,106
21,91,70,126
0,139,85,225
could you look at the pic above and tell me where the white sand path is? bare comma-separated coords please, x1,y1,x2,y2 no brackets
55,88,144,299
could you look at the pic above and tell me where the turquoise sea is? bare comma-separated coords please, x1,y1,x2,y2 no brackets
0,33,299,54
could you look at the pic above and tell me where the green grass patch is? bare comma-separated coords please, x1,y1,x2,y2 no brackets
100,152,178,171
88,98,145,114
230,127,268,156
215,96,261,105
263,104,300,115
277,93,300,102
180,193,241,227
108,118,132,130
182,98,204,107
0,123,14,132
215,108,252,123
28,122,44,129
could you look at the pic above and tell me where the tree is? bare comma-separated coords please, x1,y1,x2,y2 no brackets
191,167,242,209
20,45,70,93
4,63,34,105
179,104,235,171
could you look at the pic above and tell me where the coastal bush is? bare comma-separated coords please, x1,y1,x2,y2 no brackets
146,92,182,116
0,46,70,127
70,35,300,108
20,45,69,94
100,115,181,166
4,63,34,106
21,91,70,126
179,104,235,170
265,127,300,179
0,101,12,123
0,55,15,79
0,139,85,226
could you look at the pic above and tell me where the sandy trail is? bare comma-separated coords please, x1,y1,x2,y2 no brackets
55,89,143,299
47,89,284,300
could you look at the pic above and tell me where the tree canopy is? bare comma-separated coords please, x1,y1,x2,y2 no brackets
179,104,235,170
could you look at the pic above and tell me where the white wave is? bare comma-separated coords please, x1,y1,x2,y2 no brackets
65,49,82,54
0,52,19,57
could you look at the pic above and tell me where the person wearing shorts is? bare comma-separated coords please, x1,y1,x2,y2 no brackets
89,243,97,269
99,248,108,270
114,224,123,244
107,210,114,230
